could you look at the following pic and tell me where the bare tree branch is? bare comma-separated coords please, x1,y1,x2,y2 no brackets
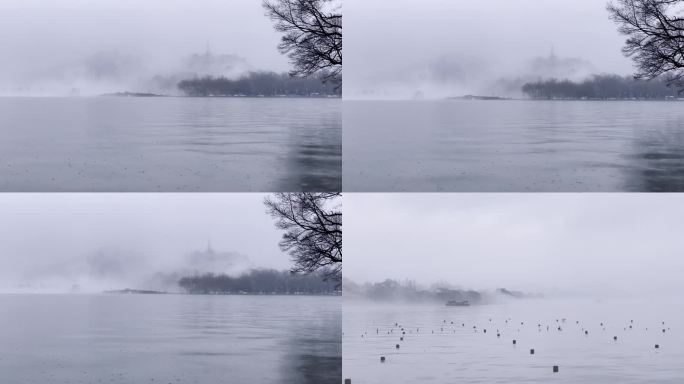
608,0,684,89
263,0,342,85
264,193,341,283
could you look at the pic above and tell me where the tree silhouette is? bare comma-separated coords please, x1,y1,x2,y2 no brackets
608,0,684,87
178,269,338,295
263,0,342,84
522,74,678,99
177,71,340,97
265,193,341,282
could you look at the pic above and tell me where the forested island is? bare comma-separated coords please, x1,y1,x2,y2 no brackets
101,92,165,97
178,269,339,295
177,71,340,97
521,74,682,100
344,279,484,304
448,95,510,101
104,289,167,294
344,279,542,304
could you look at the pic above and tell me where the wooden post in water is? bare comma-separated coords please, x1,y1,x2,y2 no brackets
380,356,386,363
530,349,535,355
553,366,559,373
345,379,351,384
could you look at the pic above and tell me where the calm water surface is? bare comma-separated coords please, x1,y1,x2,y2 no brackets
344,100,684,192
0,97,341,192
344,298,684,384
0,294,341,384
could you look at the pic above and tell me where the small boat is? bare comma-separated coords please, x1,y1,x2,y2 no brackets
446,300,470,307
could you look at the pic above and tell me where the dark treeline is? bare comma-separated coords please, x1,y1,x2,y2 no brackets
344,279,484,304
178,268,339,295
522,74,681,100
177,71,340,97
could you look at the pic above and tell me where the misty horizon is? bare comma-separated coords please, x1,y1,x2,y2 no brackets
342,276,618,301
0,194,298,293
345,194,684,298
345,0,636,99
344,277,544,298
0,0,293,96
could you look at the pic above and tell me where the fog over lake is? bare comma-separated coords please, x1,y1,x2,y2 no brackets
343,193,684,383
344,193,684,297
0,193,290,293
342,1,684,193
0,193,342,384
345,0,634,99
0,0,289,96
0,1,342,192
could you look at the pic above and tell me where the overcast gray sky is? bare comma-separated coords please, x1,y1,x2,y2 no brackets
345,0,635,99
345,194,684,298
0,194,289,293
0,0,289,95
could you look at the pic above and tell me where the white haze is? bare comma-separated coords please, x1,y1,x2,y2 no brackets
345,194,684,299
0,194,290,293
0,0,289,96
344,0,635,99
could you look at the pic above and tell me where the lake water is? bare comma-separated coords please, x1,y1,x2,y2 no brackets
344,100,684,192
0,294,341,384
343,298,684,383
0,97,341,192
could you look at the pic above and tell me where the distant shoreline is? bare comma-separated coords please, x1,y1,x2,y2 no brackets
102,288,341,297
446,95,684,102
447,95,512,101
0,292,341,297
104,290,341,297
99,92,341,99
180,292,342,297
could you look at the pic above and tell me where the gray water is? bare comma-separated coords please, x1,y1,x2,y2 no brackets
0,294,341,384
0,97,341,192
344,100,684,192
343,298,684,383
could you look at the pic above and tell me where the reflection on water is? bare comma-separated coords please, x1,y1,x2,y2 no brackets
0,97,341,192
344,298,684,384
343,100,684,192
281,324,342,384
280,117,343,192
0,294,341,384
626,127,684,192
